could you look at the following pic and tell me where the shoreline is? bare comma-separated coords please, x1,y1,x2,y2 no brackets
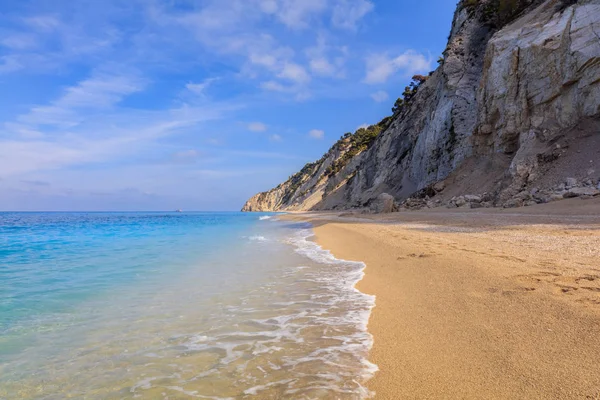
284,198,600,399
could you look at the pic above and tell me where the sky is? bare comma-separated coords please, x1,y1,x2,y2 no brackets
0,0,457,211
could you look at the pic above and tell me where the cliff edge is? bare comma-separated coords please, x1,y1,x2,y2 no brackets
243,0,600,212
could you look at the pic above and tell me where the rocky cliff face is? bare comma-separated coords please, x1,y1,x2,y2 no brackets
243,0,600,212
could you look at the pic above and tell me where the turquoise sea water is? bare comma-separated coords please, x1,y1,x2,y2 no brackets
0,212,375,399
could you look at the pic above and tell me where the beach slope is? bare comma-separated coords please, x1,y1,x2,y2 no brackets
289,198,600,399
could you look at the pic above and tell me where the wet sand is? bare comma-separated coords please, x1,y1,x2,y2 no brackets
285,197,600,399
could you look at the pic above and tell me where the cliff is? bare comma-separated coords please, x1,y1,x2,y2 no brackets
243,0,600,212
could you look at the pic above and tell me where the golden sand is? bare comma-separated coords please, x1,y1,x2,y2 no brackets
285,198,600,399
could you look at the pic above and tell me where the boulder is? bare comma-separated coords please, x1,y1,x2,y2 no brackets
565,177,578,188
433,181,446,192
503,198,524,208
370,193,398,213
454,196,467,207
464,194,482,203
563,187,600,198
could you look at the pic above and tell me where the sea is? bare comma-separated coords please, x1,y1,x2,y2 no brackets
0,212,376,399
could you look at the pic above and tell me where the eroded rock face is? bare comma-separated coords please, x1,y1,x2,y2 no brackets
476,1,600,195
243,0,600,212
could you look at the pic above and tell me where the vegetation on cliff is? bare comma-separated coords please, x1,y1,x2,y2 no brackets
460,0,547,28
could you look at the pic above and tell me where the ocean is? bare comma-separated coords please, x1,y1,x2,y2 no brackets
0,212,375,399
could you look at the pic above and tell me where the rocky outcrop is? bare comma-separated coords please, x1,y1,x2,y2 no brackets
243,0,600,213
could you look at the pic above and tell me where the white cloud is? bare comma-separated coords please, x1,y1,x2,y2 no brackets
370,90,389,102
309,57,335,76
0,68,236,179
0,56,22,74
23,15,61,31
16,71,146,128
332,0,374,30
258,0,279,14
270,134,283,142
278,62,310,83
171,149,201,163
0,105,229,178
260,80,311,101
248,122,268,132
260,80,290,92
249,53,279,69
364,51,432,84
275,0,328,29
1,34,38,50
305,36,347,78
309,129,325,139
356,123,369,130
186,78,218,95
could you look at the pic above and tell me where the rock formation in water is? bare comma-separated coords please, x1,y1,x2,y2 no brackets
242,0,600,212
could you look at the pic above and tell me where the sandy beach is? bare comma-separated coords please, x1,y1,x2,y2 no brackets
286,197,600,399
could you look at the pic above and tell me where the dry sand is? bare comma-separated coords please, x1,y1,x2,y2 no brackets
285,197,600,399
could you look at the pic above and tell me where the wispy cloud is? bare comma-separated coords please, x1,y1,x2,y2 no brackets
278,62,311,83
309,129,325,139
274,0,328,29
0,55,22,73
0,72,236,179
23,15,61,31
186,78,219,96
370,90,389,102
364,50,432,84
1,34,38,50
248,122,268,132
331,0,374,30
305,36,347,78
15,70,146,128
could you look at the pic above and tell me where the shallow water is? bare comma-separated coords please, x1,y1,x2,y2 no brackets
0,212,375,399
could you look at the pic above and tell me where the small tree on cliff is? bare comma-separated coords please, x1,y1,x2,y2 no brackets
392,98,404,115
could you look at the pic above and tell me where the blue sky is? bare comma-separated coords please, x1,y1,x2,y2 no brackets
0,0,457,211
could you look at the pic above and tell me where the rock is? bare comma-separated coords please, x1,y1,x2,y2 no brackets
433,181,446,192
464,194,482,203
550,193,566,201
454,196,467,207
557,183,566,191
470,202,482,209
563,187,600,198
515,191,532,201
536,195,551,204
370,193,398,213
565,177,578,188
481,192,493,202
503,198,523,208
480,201,493,208
524,200,537,207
